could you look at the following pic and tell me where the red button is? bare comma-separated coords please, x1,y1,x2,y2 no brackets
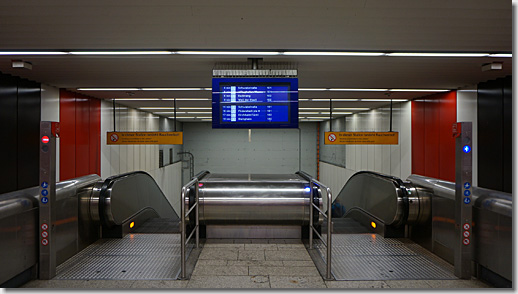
42,136,50,144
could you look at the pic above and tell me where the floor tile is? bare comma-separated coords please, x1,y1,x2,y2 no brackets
195,259,228,266
187,275,270,288
203,243,245,249
244,244,278,250
282,260,316,267
265,249,312,261
249,266,321,276
325,281,390,288
21,279,87,288
423,279,488,288
192,265,248,276
270,276,326,288
83,280,136,288
131,280,188,288
228,260,283,266
277,244,306,249
238,250,265,261
385,280,433,288
198,248,238,260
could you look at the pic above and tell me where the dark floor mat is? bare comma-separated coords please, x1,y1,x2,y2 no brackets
132,218,180,234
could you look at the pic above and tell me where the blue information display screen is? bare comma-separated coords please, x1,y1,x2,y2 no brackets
212,78,298,129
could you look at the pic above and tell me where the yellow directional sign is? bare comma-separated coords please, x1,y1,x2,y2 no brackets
324,132,398,145
107,132,183,145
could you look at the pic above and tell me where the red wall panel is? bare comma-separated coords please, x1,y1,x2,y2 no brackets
89,98,101,175
59,89,76,181
411,91,456,182
59,90,101,180
438,91,456,181
75,95,90,177
411,99,425,175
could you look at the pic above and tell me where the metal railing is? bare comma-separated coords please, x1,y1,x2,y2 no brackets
297,171,333,280
179,174,204,279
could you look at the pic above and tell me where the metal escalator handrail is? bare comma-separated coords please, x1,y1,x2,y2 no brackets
296,171,333,281
95,171,176,227
180,170,209,279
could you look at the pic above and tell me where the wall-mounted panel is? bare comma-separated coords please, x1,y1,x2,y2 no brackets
477,76,511,193
0,73,18,194
59,90,76,181
17,79,41,190
411,91,456,182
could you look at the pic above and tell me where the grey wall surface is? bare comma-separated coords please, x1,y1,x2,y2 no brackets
183,122,317,176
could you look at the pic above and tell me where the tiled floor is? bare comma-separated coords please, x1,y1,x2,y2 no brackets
22,238,492,289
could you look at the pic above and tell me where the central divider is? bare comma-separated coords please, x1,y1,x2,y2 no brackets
179,171,333,280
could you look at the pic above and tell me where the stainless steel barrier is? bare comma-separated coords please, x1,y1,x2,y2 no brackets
297,171,333,280
180,171,209,279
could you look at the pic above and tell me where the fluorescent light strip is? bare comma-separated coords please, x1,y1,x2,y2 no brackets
283,52,385,56
80,88,140,91
142,88,211,91
389,89,449,92
333,108,370,110
489,53,512,58
387,53,489,57
0,50,511,57
176,51,279,55
70,51,172,55
303,99,360,102
179,107,212,110
360,99,408,102
139,107,175,109
114,98,161,101
0,51,68,55
163,98,210,101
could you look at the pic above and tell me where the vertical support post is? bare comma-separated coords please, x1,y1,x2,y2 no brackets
174,98,177,132
329,98,333,132
308,182,314,249
454,122,473,279
180,186,187,279
39,121,58,280
112,99,116,132
389,99,393,132
195,180,199,248
326,188,332,280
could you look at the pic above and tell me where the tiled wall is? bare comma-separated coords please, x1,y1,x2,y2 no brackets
100,100,183,215
319,101,412,200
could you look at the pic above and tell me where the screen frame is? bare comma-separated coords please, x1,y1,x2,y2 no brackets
212,77,299,129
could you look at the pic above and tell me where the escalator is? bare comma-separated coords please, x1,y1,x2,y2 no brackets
324,171,511,286
0,171,183,286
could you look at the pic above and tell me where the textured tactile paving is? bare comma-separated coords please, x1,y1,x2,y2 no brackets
55,234,188,280
314,234,457,281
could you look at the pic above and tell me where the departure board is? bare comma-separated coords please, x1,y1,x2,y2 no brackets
212,78,298,129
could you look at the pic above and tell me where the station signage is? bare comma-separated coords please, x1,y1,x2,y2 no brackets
107,132,183,145
324,132,399,145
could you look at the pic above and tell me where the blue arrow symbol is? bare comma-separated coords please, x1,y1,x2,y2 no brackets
463,145,471,153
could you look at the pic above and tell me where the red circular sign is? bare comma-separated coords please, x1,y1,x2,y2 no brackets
463,231,470,238
41,239,49,246
41,136,50,144
110,133,119,142
328,133,337,142
41,223,48,230
41,231,48,238
463,238,470,245
463,223,470,230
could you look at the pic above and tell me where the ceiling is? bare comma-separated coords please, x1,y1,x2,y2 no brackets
0,0,512,121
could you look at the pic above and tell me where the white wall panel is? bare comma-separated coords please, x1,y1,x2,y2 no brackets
456,86,478,186
320,101,412,192
41,84,60,180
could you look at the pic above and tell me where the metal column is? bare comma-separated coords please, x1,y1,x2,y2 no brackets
38,121,59,280
453,122,473,279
